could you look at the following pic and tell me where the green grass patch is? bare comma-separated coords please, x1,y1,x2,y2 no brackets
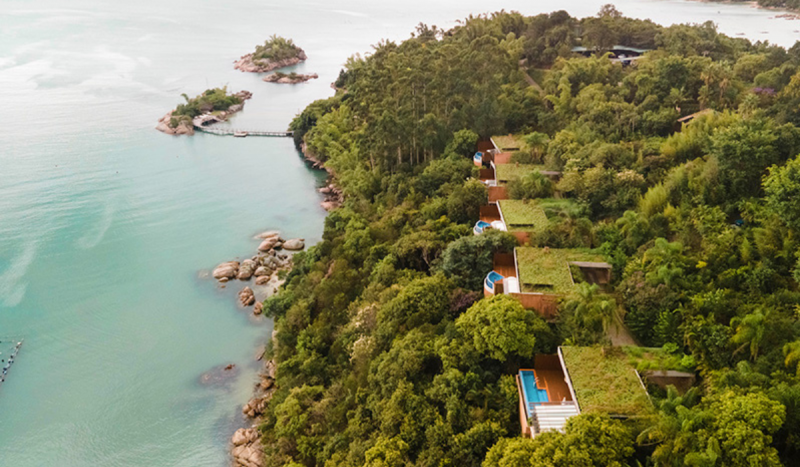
495,164,545,183
499,199,548,230
561,346,654,417
621,345,697,373
492,134,522,151
516,247,605,294
498,198,585,236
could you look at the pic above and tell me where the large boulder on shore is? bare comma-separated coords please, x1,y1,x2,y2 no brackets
255,276,271,286
213,261,239,280
237,259,257,280
238,287,255,307
282,238,305,251
258,237,279,252
231,427,263,467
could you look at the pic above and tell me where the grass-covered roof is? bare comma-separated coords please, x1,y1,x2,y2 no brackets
498,200,548,231
516,247,605,294
495,164,545,183
560,346,653,417
492,134,522,151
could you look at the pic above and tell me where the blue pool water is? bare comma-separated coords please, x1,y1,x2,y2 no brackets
520,370,549,417
484,271,504,292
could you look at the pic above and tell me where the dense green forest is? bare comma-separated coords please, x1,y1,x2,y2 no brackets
258,6,800,466
714,0,800,13
253,35,305,62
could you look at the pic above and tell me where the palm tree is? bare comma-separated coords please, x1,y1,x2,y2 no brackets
523,132,549,163
731,308,768,362
562,283,616,344
783,340,800,374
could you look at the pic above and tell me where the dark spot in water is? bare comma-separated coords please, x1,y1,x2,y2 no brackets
198,363,240,388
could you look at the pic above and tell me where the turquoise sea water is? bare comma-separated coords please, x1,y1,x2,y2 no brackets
0,1,798,466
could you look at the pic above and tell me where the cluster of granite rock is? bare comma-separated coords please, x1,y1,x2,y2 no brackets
318,183,343,211
231,344,278,467
263,72,318,84
234,50,308,73
212,231,305,315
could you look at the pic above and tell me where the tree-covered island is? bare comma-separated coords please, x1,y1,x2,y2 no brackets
232,6,800,467
156,87,251,136
234,35,308,73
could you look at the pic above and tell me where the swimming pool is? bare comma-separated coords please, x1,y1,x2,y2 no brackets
520,370,549,418
474,220,490,235
484,271,504,294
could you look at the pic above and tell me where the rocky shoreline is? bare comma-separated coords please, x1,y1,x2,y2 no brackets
155,90,253,136
299,142,343,211
263,72,318,84
212,230,304,467
234,51,307,73
231,358,277,467
221,137,336,467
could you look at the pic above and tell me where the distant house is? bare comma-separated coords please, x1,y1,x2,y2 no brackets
571,45,650,65
490,134,523,152
517,355,579,438
516,346,655,437
559,346,653,418
677,108,714,124
485,248,612,318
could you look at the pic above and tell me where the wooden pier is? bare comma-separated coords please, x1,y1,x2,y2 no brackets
194,125,293,137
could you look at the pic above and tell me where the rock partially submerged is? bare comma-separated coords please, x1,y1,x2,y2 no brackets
234,51,307,73
255,230,280,240
156,110,194,135
239,287,256,307
198,363,240,386
213,261,239,279
263,72,318,84
282,238,305,251
258,237,280,252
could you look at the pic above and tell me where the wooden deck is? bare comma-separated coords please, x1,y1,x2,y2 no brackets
535,369,573,403
480,205,501,224
494,253,517,279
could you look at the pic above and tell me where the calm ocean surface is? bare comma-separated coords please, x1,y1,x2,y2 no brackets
0,1,797,465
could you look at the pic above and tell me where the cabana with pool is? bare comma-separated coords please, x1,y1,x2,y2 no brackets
516,355,579,438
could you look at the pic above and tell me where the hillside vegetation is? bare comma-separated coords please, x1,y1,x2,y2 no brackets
260,7,800,466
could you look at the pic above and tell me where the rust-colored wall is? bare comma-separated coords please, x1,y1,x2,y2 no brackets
511,293,560,319
488,186,508,203
516,374,532,438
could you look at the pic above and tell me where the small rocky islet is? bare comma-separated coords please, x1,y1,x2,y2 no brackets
155,88,252,136
234,35,308,73
262,71,318,84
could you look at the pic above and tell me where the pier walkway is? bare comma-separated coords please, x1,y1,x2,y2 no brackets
194,125,293,137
